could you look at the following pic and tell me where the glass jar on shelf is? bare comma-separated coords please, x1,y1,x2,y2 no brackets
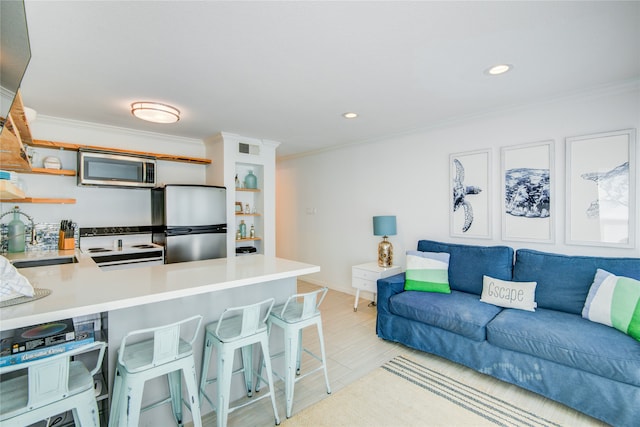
244,170,257,189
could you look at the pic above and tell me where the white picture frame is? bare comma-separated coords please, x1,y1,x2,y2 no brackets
565,129,636,248
501,141,554,243
450,149,491,239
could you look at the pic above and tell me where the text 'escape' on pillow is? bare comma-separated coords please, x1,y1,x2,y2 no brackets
582,269,640,341
405,251,450,293
480,275,537,311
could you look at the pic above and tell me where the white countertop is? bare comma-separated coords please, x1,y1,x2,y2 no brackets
0,251,320,331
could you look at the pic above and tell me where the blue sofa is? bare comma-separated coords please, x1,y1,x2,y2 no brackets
376,240,640,427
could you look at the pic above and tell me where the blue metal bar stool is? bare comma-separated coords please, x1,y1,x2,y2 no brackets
256,287,331,418
0,341,106,427
108,315,203,427
199,298,280,427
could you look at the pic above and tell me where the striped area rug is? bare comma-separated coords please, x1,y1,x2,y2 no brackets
383,355,560,427
283,354,605,427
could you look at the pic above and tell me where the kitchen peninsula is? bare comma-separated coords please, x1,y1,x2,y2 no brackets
1,252,319,331
1,252,319,425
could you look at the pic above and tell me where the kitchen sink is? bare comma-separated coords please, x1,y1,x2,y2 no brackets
12,256,78,268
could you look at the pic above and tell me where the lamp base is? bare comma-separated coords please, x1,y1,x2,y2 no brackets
378,236,393,268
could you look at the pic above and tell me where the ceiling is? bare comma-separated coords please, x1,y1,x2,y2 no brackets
19,1,640,158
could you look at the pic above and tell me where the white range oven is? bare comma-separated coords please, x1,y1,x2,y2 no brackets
79,226,164,271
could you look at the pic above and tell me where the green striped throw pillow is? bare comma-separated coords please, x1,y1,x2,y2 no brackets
582,269,640,341
404,251,451,293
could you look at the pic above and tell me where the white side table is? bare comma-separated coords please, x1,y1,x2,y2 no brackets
352,262,402,311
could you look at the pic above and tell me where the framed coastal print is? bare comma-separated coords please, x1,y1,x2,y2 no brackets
566,129,636,248
501,141,554,243
450,149,491,239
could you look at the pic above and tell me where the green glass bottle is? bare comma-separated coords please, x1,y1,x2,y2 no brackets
8,208,26,253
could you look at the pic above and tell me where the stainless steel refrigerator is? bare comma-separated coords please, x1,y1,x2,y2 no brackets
151,184,227,264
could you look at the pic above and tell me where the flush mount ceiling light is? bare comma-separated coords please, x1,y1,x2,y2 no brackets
485,64,513,76
342,112,359,119
131,102,180,124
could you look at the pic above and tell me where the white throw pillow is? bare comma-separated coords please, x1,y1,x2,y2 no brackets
0,255,34,302
480,275,537,312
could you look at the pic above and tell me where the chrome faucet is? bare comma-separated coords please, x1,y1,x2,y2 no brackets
0,206,37,245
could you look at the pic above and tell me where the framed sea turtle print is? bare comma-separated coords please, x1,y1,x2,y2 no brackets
450,149,491,239
501,141,554,243
566,129,636,248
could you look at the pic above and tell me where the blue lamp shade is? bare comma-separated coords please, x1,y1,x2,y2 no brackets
373,216,397,237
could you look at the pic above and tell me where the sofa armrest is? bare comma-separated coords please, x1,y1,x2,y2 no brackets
377,272,405,315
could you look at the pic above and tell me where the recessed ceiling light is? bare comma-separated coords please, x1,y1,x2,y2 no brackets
343,112,358,119
131,102,180,123
486,64,513,75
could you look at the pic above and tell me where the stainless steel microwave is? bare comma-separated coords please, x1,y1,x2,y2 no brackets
78,149,156,188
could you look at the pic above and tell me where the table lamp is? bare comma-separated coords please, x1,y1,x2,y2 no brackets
373,215,397,267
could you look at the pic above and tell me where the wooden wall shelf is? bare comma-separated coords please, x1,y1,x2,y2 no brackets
27,168,76,176
2,197,76,204
30,140,212,165
0,95,31,172
6,91,33,146
0,181,26,199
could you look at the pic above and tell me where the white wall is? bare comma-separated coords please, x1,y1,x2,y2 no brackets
275,82,640,295
1,116,207,227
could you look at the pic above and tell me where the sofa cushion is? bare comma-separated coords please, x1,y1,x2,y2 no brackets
480,275,537,312
417,240,513,295
487,307,640,387
389,290,502,342
582,269,640,341
513,249,640,315
404,251,451,293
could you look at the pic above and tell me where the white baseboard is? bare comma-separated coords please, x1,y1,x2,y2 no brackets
297,276,376,301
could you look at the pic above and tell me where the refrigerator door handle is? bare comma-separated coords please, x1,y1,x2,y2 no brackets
167,227,193,236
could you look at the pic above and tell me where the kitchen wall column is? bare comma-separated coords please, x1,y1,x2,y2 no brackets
204,132,280,257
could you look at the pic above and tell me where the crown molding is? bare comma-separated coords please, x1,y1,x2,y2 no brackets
33,114,203,146
277,78,640,162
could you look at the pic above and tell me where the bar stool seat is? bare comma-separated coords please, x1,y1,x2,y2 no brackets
108,315,203,427
199,298,280,427
0,341,106,427
257,287,331,418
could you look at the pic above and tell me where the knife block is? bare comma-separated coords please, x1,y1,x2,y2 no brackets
58,232,75,250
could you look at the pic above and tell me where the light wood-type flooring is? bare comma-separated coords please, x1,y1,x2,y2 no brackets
198,280,401,426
